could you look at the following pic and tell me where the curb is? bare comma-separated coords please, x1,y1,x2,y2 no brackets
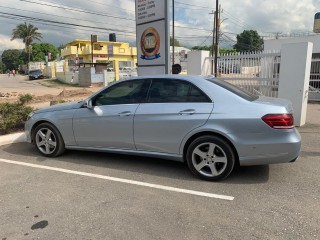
0,132,26,146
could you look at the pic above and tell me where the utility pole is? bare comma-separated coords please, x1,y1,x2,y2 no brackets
214,0,219,76
91,34,93,65
172,0,175,65
209,10,216,75
217,4,221,57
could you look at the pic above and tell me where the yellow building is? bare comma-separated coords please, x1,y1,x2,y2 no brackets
61,39,137,80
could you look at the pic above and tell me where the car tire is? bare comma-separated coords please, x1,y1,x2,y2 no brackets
33,123,65,157
186,135,235,181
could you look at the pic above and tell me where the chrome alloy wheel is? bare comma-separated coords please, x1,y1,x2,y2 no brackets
35,128,57,155
191,142,228,177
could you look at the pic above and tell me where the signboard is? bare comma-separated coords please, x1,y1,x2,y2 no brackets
136,0,165,24
135,0,169,75
107,44,113,58
91,34,98,43
314,12,320,33
137,21,166,65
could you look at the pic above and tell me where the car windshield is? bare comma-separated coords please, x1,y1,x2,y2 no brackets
206,78,259,101
29,70,41,74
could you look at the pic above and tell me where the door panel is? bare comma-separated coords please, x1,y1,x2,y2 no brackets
73,104,138,149
72,79,150,149
134,103,213,154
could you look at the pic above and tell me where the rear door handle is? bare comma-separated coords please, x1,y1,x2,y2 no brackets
118,111,131,117
179,109,196,115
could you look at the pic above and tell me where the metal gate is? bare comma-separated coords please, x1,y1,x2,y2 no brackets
309,59,320,101
216,51,281,98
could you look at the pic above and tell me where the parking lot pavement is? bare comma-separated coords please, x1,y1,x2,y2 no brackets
0,104,319,239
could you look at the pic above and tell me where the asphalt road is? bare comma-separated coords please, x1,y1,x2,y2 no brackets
0,104,319,239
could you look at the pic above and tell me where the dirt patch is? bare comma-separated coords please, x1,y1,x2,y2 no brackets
33,88,94,103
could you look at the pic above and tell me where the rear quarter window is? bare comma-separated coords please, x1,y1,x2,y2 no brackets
206,78,259,101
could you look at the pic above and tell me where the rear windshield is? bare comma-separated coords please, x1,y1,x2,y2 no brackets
206,78,259,101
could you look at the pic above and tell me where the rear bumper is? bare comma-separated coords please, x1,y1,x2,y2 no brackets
232,129,301,166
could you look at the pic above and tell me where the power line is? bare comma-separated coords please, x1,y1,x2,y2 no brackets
0,12,136,35
18,0,135,21
198,32,213,46
0,5,212,35
175,1,209,9
0,5,135,30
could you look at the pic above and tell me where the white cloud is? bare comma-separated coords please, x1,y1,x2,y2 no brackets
0,35,25,52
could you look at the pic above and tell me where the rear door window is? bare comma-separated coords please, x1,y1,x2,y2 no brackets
148,79,211,103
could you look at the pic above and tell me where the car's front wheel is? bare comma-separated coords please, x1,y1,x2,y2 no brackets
186,135,236,181
33,123,65,157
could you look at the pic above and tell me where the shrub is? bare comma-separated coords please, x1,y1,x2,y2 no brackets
18,94,33,105
0,100,34,135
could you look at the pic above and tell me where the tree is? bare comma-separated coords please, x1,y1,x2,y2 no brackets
191,45,212,52
31,43,59,61
0,61,5,74
234,30,263,52
219,48,238,55
170,37,182,47
1,49,22,71
11,22,43,62
191,45,239,56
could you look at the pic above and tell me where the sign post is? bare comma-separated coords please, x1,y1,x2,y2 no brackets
135,0,170,75
314,12,320,33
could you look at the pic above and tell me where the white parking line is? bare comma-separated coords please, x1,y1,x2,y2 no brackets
0,158,234,201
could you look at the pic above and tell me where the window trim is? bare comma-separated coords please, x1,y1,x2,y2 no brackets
91,79,151,106
145,78,212,104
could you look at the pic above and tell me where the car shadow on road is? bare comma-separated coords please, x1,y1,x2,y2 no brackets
225,165,269,184
2,143,269,184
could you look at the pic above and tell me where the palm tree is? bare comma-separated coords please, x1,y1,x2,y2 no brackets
11,22,43,63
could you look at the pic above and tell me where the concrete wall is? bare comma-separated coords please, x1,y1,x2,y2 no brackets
278,42,313,126
28,62,46,71
78,68,92,87
56,72,79,84
103,71,116,87
90,67,104,83
264,35,320,53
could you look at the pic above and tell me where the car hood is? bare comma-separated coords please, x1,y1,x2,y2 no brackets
254,96,294,113
35,101,84,114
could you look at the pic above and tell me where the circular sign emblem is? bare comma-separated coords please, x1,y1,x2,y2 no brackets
140,27,161,60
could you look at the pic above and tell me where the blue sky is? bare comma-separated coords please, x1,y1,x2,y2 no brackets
0,0,319,52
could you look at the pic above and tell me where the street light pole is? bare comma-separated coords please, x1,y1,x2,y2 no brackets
214,0,219,76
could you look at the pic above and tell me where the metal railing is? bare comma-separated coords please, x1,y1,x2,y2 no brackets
217,51,281,98
309,59,320,101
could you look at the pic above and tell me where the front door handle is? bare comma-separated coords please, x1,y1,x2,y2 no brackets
118,111,131,117
179,109,196,115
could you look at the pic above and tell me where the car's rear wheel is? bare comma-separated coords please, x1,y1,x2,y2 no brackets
33,123,65,157
186,135,235,181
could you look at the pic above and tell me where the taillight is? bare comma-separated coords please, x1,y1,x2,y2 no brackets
262,114,294,129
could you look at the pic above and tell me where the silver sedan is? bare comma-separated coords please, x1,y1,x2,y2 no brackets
25,75,301,181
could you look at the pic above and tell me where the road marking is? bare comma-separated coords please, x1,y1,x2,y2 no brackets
0,158,234,201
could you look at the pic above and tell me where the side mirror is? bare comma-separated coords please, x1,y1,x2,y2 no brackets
84,99,93,109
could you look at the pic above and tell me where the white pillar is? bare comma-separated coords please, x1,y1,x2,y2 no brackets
187,50,211,76
278,42,313,126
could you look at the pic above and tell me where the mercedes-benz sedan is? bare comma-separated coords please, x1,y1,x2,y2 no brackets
25,75,301,181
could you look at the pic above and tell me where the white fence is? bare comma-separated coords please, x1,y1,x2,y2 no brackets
309,59,320,101
215,51,281,98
